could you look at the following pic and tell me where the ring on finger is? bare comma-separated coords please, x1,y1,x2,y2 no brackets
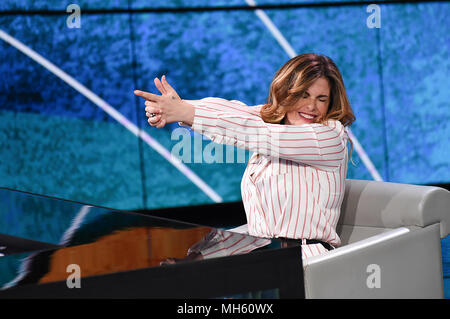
146,111,157,118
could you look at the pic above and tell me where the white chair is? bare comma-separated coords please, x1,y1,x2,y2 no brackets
303,179,450,299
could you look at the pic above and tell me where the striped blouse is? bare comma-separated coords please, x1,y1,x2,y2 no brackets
183,97,349,260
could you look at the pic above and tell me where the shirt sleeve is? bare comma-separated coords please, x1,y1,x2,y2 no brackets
190,106,348,171
187,227,271,259
178,97,262,127
185,97,262,117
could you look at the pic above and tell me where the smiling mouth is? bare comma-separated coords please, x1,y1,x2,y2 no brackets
298,112,317,120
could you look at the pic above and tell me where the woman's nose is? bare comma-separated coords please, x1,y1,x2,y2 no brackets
304,101,318,111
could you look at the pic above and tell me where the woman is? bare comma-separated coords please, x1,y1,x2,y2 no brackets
134,53,355,261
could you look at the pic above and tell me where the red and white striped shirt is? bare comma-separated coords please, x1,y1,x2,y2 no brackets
183,97,349,260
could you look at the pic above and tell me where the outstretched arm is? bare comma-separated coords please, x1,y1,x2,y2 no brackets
134,76,347,171
134,76,262,128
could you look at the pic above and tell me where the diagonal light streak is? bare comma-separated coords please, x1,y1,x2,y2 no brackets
246,0,383,181
346,129,383,181
0,29,223,203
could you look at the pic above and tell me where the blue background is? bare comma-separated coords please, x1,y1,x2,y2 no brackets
0,1,449,296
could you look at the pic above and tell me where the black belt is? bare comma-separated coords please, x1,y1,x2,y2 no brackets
279,237,333,251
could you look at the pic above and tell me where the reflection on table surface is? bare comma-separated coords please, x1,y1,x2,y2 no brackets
0,187,279,290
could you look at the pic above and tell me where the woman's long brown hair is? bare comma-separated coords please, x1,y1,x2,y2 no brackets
260,53,356,164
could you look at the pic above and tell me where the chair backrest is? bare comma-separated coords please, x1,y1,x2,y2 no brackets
338,179,450,239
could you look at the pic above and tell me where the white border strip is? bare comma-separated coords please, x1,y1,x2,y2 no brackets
0,29,222,203
246,0,383,181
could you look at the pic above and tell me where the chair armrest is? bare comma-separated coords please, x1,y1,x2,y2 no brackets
303,224,444,298
340,179,450,238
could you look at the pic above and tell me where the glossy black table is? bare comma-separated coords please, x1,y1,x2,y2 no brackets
0,187,304,298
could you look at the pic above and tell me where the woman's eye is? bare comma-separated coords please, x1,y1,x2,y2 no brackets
319,99,327,102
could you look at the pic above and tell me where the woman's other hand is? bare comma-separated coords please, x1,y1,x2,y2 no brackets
159,251,203,266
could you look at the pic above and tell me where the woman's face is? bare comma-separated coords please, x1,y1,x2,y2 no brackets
283,77,330,125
